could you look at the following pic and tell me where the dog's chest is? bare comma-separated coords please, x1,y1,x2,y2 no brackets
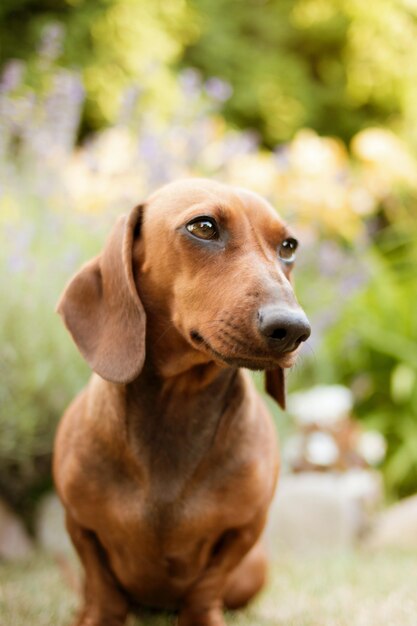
111,439,256,540
112,377,267,545
65,387,277,609
96,454,258,605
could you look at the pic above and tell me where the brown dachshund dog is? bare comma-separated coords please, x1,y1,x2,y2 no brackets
54,179,310,626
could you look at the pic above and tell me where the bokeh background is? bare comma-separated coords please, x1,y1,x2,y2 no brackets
1,0,416,556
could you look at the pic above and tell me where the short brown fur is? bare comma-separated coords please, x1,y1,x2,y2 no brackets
54,179,308,626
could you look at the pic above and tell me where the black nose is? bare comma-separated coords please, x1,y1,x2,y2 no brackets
258,306,311,352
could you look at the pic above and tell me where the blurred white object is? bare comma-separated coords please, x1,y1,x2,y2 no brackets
288,385,353,427
305,432,339,467
284,434,304,468
367,494,417,550
357,431,387,466
266,470,382,555
0,499,33,561
35,491,74,555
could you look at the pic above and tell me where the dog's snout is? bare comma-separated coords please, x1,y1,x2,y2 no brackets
258,306,311,351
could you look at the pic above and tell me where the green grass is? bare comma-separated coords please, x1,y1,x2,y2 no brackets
1,549,417,626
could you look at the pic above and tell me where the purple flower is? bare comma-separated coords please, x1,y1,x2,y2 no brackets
205,77,233,102
274,145,291,171
38,23,64,62
0,60,25,93
317,241,347,276
7,255,28,274
179,69,202,99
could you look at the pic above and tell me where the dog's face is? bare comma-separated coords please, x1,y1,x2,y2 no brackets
58,179,310,408
135,179,310,372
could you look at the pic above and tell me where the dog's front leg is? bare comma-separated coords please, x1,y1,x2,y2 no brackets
66,514,129,626
178,513,266,626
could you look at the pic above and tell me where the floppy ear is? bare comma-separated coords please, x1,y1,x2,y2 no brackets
57,205,146,384
265,368,286,410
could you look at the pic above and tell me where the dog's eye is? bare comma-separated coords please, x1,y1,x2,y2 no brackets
279,238,298,263
186,218,219,241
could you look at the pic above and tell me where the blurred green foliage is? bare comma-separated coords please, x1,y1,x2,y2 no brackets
297,218,417,499
0,0,196,132
186,0,417,145
0,199,101,513
340,227,416,499
3,1,417,145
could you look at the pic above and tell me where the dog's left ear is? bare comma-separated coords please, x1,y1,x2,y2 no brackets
57,204,146,384
265,368,286,410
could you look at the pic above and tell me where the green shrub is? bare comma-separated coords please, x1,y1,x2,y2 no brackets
297,220,417,499
0,196,104,513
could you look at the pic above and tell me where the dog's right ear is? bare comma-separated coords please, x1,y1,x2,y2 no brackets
57,205,146,384
265,368,286,410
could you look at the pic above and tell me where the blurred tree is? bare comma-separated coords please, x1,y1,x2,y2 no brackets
3,0,417,145
184,0,417,146
0,0,196,132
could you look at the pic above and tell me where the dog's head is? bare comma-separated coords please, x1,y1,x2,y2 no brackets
58,179,310,409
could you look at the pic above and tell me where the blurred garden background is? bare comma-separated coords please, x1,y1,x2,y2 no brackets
1,1,417,623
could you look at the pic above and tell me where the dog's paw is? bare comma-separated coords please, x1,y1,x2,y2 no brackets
177,607,226,626
72,609,127,626
73,619,125,626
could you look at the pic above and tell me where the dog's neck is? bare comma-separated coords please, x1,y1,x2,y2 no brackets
127,320,241,427
141,311,225,389
124,321,244,484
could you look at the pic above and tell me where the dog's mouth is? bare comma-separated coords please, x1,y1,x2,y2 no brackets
189,329,298,371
